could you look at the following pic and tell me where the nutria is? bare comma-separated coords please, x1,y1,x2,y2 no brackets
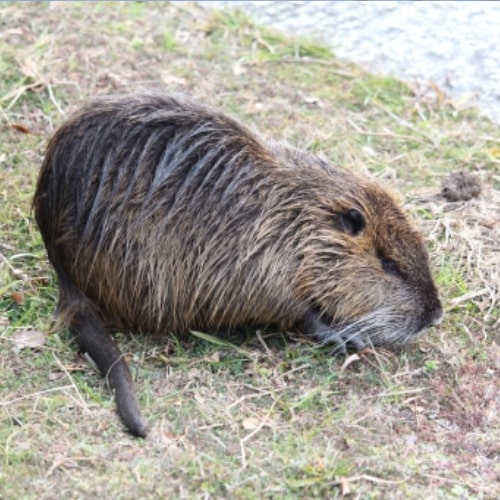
33,91,443,437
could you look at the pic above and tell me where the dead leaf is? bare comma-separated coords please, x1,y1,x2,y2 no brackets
491,342,500,371
339,476,351,496
340,352,361,372
4,28,24,36
48,371,65,381
232,59,246,76
160,72,187,87
241,417,261,431
11,291,25,305
11,328,47,350
303,95,322,107
11,267,29,281
206,351,220,363
11,123,33,134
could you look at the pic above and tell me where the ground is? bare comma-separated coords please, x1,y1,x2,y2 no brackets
0,2,498,498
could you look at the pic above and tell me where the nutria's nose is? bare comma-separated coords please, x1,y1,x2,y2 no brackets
430,305,444,326
419,293,443,330
427,297,444,327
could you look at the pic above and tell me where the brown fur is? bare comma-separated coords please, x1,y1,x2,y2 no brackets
33,91,442,436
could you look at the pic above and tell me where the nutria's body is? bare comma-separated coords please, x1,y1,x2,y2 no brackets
33,91,442,436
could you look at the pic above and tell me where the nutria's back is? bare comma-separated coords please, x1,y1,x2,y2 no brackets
33,91,442,436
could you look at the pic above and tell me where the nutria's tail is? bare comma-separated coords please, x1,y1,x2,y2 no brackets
70,303,148,437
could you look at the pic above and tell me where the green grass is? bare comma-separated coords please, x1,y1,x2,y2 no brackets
0,2,498,498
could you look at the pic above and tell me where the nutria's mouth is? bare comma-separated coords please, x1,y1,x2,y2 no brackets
308,304,432,354
306,304,369,354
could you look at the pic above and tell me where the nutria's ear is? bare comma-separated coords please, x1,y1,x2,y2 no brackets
337,208,365,235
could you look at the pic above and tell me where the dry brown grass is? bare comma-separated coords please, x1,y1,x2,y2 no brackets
0,2,498,498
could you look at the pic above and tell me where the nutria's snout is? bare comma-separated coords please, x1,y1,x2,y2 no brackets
312,290,444,355
33,91,442,436
422,294,444,329
430,306,444,327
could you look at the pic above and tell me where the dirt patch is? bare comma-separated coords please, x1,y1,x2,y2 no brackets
441,170,482,201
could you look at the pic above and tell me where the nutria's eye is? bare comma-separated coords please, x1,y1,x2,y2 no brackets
382,258,400,277
338,208,365,236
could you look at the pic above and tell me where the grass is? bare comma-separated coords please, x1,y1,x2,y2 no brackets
0,1,499,498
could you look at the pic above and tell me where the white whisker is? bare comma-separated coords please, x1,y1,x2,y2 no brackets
314,307,420,352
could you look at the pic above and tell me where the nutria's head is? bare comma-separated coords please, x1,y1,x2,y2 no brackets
289,154,443,351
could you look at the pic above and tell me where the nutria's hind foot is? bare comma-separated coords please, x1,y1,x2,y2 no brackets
71,308,148,437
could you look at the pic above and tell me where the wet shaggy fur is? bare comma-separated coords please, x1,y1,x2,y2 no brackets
33,91,443,436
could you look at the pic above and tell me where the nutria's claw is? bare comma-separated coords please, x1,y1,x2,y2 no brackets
329,342,348,357
301,309,368,355
323,329,368,356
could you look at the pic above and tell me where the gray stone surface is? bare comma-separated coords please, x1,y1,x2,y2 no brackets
202,1,500,123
